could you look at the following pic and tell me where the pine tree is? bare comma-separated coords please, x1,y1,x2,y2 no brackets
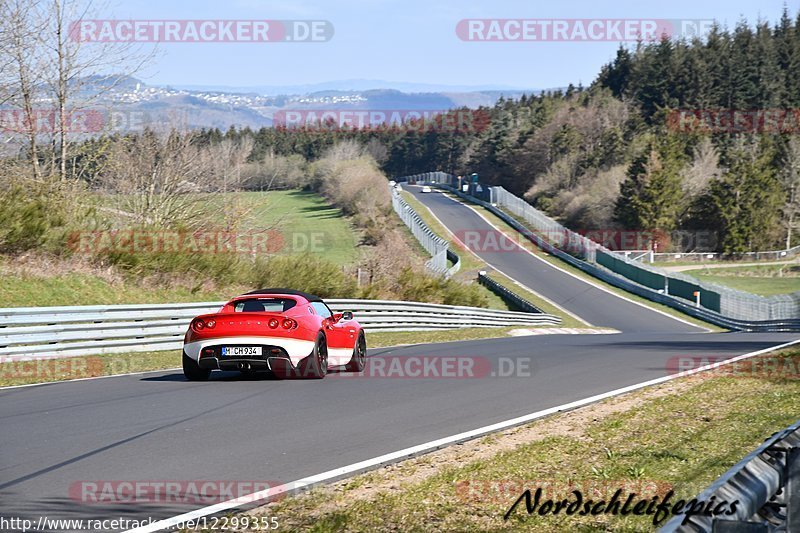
614,137,686,231
708,141,785,253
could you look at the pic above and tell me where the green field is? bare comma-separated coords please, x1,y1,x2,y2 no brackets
89,189,360,265
211,190,360,265
0,190,362,307
692,264,800,296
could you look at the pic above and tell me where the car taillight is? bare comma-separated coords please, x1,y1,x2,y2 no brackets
282,319,296,329
268,318,279,329
205,319,215,329
191,319,205,332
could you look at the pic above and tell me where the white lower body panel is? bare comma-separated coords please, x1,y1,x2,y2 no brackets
327,347,355,367
183,336,315,366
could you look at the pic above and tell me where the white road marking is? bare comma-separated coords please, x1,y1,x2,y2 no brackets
507,328,619,336
439,192,711,332
124,337,800,533
0,367,183,391
411,189,589,326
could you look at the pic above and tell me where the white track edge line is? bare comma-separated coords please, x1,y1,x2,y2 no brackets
0,367,183,390
124,337,800,533
414,191,590,326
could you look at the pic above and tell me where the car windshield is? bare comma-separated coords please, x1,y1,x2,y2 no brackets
232,298,296,313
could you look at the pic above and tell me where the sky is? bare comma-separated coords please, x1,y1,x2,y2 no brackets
92,0,800,91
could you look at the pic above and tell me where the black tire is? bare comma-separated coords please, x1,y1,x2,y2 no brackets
345,332,366,372
301,332,328,379
183,352,211,381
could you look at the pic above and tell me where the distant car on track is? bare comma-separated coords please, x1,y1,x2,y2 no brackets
182,289,366,380
421,185,432,193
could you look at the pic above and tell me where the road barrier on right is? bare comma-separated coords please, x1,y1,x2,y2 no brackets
488,184,799,322
398,172,800,331
660,418,800,532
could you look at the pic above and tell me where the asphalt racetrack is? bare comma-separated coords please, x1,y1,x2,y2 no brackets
0,187,794,531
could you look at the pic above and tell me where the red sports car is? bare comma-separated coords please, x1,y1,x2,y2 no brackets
182,289,366,380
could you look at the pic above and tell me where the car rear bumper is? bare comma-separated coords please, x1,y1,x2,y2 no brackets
194,349,315,377
184,336,315,366
198,354,293,373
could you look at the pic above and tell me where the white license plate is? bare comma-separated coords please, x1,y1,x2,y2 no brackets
222,346,262,356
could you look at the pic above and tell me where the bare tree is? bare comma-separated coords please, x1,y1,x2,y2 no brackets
364,137,388,164
244,151,307,191
680,137,721,197
206,137,255,193
0,0,47,180
99,131,208,227
39,0,154,181
0,0,154,181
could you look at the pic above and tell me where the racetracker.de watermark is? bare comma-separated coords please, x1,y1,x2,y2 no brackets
329,355,534,379
0,357,106,381
454,229,717,253
456,19,715,42
67,230,334,255
69,480,285,504
0,109,188,134
273,109,490,133
667,109,800,134
666,355,800,380
70,20,333,42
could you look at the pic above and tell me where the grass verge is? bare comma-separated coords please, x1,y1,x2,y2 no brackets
691,264,800,296
0,350,180,387
0,262,243,307
241,347,800,532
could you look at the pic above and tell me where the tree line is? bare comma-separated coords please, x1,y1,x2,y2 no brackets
182,9,800,254
4,3,799,254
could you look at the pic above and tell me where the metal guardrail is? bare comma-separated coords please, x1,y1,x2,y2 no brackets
647,247,800,263
391,184,453,277
0,299,560,360
486,185,800,322
660,419,800,532
428,182,800,331
446,248,462,278
478,272,545,314
392,177,462,278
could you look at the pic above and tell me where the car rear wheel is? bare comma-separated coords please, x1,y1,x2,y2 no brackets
300,332,328,379
345,332,366,372
183,352,210,381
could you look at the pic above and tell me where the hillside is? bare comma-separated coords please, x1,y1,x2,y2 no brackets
197,9,800,256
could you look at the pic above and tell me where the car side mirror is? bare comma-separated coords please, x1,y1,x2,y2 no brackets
341,311,353,321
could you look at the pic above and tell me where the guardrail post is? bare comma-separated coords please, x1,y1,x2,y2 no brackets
788,446,800,532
